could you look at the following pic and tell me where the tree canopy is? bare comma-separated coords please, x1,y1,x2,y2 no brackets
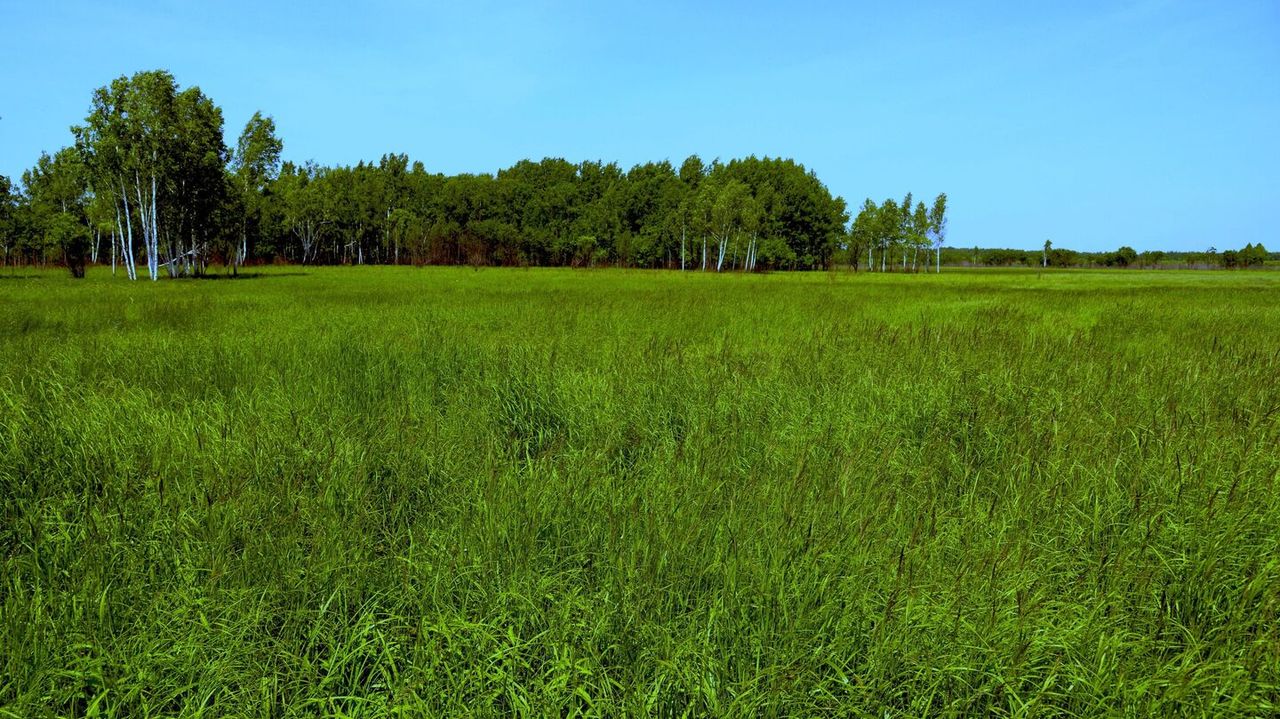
1,70,864,276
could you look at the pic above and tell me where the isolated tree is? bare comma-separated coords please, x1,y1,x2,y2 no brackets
1043,239,1051,268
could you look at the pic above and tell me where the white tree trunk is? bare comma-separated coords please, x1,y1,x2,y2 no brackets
134,180,154,281
120,184,137,281
150,174,161,281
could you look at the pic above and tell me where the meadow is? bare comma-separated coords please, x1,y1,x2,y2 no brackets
1,266,1277,717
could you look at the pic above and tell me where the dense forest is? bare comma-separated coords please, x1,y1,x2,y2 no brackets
0,70,870,277
0,70,1269,277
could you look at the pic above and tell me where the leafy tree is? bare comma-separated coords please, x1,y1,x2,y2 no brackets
1113,246,1138,267
849,199,877,272
231,111,283,270
1239,242,1267,268
898,192,913,270
74,70,230,279
928,193,947,273
0,175,15,266
911,201,928,272
875,199,901,272
22,148,91,276
753,236,796,270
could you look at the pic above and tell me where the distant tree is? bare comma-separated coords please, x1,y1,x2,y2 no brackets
74,70,230,279
22,148,91,277
1046,247,1078,267
0,175,14,267
929,193,947,273
706,179,752,271
1043,239,1051,268
1114,246,1137,267
911,201,928,272
899,192,913,270
849,199,877,272
231,111,283,270
753,236,796,270
876,199,900,272
1239,242,1267,268
276,161,325,263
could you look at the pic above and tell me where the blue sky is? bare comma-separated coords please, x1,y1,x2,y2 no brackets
1,0,1276,252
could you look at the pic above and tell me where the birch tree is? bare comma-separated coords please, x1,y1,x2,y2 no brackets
929,193,947,273
75,70,229,280
850,199,877,272
0,176,15,267
877,199,900,272
231,112,283,271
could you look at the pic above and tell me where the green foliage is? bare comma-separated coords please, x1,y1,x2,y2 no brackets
1104,246,1139,267
47,212,91,277
1,267,1277,716
752,236,797,269
1225,243,1269,269
73,69,231,277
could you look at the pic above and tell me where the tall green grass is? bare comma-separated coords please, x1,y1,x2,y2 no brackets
1,267,1277,717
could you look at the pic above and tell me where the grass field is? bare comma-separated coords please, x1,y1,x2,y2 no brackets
1,266,1278,717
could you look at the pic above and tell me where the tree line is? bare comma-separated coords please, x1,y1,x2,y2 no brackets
964,243,1271,269
7,70,949,278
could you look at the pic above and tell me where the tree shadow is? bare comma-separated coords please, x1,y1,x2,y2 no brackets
185,271,311,280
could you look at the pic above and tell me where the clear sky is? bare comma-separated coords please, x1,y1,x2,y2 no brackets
1,0,1277,252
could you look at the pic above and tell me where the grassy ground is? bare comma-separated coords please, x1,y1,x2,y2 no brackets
1,266,1277,717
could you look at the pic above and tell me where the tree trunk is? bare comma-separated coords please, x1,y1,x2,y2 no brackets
150,174,161,281
120,184,137,281
135,179,153,280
